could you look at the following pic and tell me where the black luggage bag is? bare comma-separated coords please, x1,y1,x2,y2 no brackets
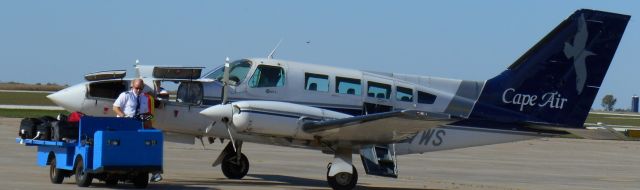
51,121,78,141
19,118,41,139
34,116,56,140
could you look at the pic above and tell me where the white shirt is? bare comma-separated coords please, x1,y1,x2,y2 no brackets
113,91,150,117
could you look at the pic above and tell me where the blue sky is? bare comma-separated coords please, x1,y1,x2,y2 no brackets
0,1,638,109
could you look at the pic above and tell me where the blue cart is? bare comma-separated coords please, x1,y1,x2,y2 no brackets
16,116,163,188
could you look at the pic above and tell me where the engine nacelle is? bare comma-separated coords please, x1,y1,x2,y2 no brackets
229,101,351,139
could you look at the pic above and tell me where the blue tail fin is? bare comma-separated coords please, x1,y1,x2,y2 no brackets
470,9,630,128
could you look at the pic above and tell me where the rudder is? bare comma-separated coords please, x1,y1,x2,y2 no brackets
470,9,630,128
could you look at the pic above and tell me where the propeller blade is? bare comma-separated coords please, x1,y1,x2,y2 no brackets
226,122,237,152
222,57,230,105
205,121,216,134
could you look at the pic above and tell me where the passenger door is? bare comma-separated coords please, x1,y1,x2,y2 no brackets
360,144,398,178
393,81,416,110
362,74,394,114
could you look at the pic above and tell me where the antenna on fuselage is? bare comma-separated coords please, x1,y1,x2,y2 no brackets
267,39,283,59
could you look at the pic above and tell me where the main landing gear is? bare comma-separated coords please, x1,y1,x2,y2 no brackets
213,141,358,190
326,146,358,190
327,163,358,190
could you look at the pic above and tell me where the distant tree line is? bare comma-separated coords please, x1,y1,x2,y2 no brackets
0,81,68,91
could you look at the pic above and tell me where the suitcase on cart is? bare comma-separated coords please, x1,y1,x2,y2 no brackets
34,116,56,140
51,120,78,141
19,118,41,139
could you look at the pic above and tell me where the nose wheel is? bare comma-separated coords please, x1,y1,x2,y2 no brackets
327,163,358,190
221,152,249,179
219,140,249,180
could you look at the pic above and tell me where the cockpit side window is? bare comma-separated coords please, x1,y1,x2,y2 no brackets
248,65,285,88
204,60,252,85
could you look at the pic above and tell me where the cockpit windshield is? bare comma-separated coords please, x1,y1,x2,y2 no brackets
204,60,252,85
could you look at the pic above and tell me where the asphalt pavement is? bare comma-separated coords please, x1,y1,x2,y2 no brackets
2,117,640,190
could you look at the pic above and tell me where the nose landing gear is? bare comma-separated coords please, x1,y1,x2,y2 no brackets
215,141,249,180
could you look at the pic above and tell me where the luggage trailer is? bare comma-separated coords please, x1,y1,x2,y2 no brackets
16,116,163,188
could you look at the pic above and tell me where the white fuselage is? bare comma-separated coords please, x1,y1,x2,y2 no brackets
50,58,549,155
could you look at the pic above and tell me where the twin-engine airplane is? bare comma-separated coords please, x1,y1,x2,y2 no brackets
47,9,630,190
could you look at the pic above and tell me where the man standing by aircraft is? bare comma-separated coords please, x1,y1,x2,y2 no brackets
113,78,163,182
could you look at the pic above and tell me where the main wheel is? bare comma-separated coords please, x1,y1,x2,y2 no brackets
327,165,358,190
132,172,149,188
221,153,249,179
49,157,65,184
74,157,93,187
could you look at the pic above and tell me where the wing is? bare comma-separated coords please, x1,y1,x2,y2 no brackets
302,110,457,144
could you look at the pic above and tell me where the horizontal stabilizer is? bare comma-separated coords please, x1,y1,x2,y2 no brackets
527,125,637,140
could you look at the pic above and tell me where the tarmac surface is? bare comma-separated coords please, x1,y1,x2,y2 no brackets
2,117,640,190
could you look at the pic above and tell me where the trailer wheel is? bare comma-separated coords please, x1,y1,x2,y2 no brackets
49,157,65,184
133,172,149,188
74,157,93,187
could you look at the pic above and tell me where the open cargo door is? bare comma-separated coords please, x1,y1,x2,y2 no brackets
152,67,204,80
84,70,126,81
359,144,398,178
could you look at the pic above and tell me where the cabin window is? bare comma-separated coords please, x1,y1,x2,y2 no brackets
367,82,391,99
88,81,127,99
335,77,361,95
248,65,285,88
417,91,437,104
204,60,252,85
396,86,413,102
304,73,329,92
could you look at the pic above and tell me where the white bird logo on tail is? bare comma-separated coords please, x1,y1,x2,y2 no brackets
563,14,595,95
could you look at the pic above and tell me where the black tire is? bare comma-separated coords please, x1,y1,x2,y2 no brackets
327,165,358,190
49,157,65,184
133,172,149,188
221,153,249,179
74,157,93,187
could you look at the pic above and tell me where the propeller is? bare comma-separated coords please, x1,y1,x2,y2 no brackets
221,57,230,105
203,57,239,151
201,103,239,151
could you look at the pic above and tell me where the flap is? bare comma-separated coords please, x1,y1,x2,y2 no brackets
152,67,204,80
302,110,456,144
84,70,126,81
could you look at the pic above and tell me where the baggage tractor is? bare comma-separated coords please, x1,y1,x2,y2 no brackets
19,118,41,139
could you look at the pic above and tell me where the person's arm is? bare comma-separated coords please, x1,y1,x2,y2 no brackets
113,92,127,117
113,106,125,117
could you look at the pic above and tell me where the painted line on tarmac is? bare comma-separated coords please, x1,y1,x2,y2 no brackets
0,105,64,110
